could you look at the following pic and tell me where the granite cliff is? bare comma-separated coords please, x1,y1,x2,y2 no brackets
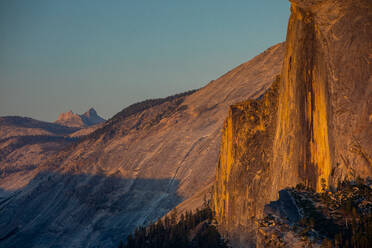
214,0,372,246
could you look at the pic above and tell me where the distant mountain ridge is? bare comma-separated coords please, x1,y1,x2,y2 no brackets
55,108,105,127
0,116,79,139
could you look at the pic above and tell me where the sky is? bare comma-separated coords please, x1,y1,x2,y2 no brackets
0,0,290,122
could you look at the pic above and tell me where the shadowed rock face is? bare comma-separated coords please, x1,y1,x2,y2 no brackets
257,180,372,247
214,0,371,246
263,190,301,225
0,44,285,247
0,173,181,248
80,108,106,126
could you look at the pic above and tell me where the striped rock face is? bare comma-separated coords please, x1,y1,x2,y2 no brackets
214,0,372,246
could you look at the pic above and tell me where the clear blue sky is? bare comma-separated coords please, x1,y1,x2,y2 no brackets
0,0,290,121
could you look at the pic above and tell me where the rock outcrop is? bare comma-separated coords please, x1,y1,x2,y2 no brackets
214,77,281,245
257,180,372,247
0,44,285,247
214,0,372,246
55,108,105,128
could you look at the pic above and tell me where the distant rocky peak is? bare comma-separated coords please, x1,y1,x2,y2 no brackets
56,110,79,121
81,108,98,119
55,108,105,128
81,107,105,126
85,108,98,117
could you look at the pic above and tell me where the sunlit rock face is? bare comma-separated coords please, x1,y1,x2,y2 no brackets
214,0,372,246
55,108,106,128
273,0,372,197
214,77,281,246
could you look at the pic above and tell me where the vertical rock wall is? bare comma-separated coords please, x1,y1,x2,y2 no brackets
271,2,332,195
214,0,372,245
214,77,280,245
